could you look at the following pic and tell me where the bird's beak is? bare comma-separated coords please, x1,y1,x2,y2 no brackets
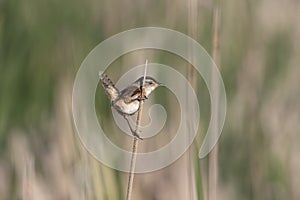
159,83,166,87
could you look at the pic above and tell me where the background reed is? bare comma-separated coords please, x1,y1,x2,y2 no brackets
1,0,300,199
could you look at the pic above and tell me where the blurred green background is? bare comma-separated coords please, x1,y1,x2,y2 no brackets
1,0,300,199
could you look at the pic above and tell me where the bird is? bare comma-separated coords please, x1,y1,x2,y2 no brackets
99,71,164,139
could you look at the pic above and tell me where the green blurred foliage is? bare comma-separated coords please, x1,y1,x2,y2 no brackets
0,0,299,199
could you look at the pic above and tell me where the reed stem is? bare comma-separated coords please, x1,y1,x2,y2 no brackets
126,60,148,200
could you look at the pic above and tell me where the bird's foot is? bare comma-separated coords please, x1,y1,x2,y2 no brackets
137,95,148,101
133,132,143,140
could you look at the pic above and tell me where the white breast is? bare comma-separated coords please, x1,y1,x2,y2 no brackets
144,86,156,97
113,100,140,115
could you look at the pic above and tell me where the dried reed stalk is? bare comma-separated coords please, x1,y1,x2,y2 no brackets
187,0,198,199
208,3,221,200
126,60,148,200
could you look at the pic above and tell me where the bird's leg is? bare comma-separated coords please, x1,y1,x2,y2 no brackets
123,115,143,140
136,95,147,101
137,87,148,101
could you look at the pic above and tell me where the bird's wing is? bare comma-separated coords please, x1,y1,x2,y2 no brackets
120,85,141,103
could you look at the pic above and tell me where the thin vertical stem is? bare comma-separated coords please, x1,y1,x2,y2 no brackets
126,138,138,200
208,3,221,200
188,0,198,199
126,60,148,200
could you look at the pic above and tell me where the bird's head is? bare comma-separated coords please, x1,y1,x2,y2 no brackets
134,76,164,97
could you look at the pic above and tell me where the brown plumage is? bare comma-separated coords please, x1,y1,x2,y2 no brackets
98,71,163,139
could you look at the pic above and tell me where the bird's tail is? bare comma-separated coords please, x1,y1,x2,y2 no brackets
99,71,119,101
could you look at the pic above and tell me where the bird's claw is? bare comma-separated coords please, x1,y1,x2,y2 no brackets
133,132,143,140
137,95,148,101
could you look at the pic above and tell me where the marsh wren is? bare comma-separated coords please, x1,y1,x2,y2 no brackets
99,71,163,139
